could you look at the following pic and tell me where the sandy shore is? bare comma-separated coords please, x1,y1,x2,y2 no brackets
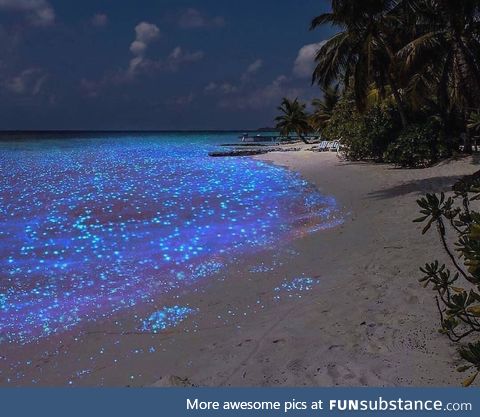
4,149,478,387
151,150,478,387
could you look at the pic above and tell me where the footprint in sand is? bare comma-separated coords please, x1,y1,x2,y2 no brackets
326,363,387,386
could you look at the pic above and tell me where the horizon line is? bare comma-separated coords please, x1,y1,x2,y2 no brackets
0,128,278,134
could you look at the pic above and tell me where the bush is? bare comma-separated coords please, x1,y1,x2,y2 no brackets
323,92,449,167
384,121,441,168
322,95,367,158
416,174,480,386
323,94,398,161
364,105,398,159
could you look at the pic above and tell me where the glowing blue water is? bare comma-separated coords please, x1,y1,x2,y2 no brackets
0,133,342,344
273,275,320,300
141,306,197,333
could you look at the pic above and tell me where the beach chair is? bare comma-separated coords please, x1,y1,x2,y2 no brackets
313,141,326,151
329,141,340,152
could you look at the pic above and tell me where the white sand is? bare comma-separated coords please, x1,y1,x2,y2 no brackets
152,150,478,387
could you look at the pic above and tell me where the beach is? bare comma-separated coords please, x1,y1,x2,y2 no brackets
2,0,480,397
150,149,478,387
2,142,478,387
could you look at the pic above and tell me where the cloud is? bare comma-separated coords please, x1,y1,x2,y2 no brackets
4,68,47,95
219,75,304,110
246,59,263,74
128,22,160,75
293,41,326,78
80,21,204,97
178,8,225,29
80,78,100,98
171,93,195,106
204,82,217,93
204,82,238,95
134,22,161,44
212,43,321,109
206,59,263,95
81,43,204,97
166,47,204,71
241,59,263,82
0,0,55,26
91,13,108,28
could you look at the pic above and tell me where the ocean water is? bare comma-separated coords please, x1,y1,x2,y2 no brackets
0,132,342,344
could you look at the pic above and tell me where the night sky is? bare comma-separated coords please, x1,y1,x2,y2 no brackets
0,1,334,130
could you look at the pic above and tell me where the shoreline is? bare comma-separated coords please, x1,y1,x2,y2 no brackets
247,149,478,386
150,149,478,386
3,147,478,387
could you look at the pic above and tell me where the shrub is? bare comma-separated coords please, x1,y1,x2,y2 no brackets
364,105,398,159
415,173,480,386
323,92,449,167
323,94,398,161
384,121,442,168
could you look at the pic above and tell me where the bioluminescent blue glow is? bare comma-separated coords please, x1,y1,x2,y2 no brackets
274,275,320,299
0,133,342,344
141,306,197,333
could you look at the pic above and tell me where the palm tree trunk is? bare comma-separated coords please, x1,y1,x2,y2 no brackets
381,43,408,128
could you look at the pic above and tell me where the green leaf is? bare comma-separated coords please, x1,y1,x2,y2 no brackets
413,216,428,223
422,219,433,234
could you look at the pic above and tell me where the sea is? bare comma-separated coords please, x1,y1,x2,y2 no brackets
0,132,342,346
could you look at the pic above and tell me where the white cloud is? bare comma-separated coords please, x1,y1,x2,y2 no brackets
219,75,304,110
0,0,55,26
220,83,238,94
204,82,218,93
128,22,160,75
166,47,204,71
204,81,238,95
129,41,146,56
178,8,225,29
134,22,160,44
4,68,47,95
81,22,204,96
241,58,263,82
172,93,195,106
206,59,263,95
246,59,263,74
91,13,108,28
293,41,326,78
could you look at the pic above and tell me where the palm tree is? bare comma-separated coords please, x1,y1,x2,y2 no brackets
468,111,480,150
310,85,340,132
275,98,312,143
310,0,410,127
398,0,480,151
468,111,480,135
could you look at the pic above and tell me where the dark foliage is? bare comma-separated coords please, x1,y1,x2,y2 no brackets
384,120,444,168
310,0,480,166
